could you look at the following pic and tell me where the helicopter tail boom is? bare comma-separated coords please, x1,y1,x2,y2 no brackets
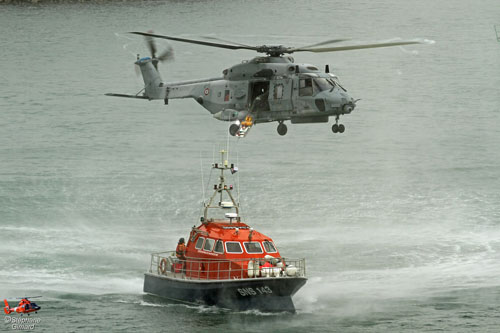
135,58,165,100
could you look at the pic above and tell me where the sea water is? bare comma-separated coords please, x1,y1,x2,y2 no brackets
1,1,500,331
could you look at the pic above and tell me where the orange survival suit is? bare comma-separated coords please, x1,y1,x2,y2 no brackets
176,238,186,261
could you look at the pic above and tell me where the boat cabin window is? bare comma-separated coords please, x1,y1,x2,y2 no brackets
203,238,215,252
225,241,243,254
263,240,277,253
195,237,205,250
244,242,263,254
214,240,224,254
299,78,313,97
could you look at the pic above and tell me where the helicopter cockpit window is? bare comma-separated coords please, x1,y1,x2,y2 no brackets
336,82,347,92
313,78,335,93
327,76,346,91
299,78,313,96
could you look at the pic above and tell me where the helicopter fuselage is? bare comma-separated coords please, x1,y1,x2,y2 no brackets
162,56,356,126
117,55,356,136
107,31,426,136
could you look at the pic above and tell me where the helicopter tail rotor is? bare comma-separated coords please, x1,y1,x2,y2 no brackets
143,30,174,70
4,299,12,314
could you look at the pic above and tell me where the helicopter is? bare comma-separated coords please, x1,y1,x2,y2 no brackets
106,31,425,137
4,297,41,315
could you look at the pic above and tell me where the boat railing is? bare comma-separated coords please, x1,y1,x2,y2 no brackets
149,251,306,280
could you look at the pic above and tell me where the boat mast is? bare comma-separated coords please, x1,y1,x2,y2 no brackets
202,150,240,224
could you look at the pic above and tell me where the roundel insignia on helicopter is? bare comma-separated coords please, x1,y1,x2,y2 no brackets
204,88,210,95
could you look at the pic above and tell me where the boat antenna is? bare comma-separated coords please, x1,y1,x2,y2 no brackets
212,144,215,165
202,148,240,223
200,151,205,206
226,116,231,163
237,149,240,206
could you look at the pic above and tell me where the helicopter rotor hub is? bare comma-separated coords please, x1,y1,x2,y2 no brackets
256,45,292,57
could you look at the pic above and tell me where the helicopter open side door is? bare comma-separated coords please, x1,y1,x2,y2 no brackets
268,78,293,112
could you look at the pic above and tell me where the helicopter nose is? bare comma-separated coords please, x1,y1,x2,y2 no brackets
342,98,356,114
343,103,354,113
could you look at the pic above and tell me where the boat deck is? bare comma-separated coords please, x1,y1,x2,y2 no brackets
149,251,306,281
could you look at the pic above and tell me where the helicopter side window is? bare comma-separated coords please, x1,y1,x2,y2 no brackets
225,241,243,254
299,78,313,96
195,237,205,250
273,84,284,100
214,240,224,254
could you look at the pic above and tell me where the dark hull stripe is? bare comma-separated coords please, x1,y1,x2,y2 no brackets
143,273,307,312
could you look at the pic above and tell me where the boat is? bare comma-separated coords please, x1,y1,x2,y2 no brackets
143,150,307,312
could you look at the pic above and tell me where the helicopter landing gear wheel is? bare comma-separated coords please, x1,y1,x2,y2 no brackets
277,122,287,136
229,124,239,136
332,116,345,134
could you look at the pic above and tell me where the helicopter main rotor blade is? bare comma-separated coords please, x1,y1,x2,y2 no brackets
201,35,255,48
295,40,422,53
130,32,257,51
290,38,351,51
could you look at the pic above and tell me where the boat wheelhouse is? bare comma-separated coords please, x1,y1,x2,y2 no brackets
143,150,307,312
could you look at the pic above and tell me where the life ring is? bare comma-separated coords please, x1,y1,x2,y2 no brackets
159,258,168,274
